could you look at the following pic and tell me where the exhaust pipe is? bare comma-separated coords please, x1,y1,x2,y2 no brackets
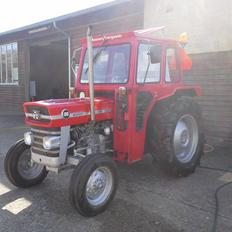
87,25,95,121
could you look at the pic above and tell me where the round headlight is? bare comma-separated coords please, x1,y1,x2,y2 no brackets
24,132,33,145
79,91,85,98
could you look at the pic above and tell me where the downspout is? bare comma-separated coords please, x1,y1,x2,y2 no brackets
53,21,71,98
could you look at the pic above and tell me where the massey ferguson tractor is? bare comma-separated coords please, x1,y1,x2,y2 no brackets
4,26,204,217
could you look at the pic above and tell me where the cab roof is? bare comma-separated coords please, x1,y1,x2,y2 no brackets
80,27,178,46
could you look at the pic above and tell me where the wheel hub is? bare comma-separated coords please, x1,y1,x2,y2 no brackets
180,129,190,147
86,170,106,197
86,166,113,206
17,149,44,180
173,114,199,163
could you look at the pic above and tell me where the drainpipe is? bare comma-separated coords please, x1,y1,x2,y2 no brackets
86,25,95,122
53,21,71,98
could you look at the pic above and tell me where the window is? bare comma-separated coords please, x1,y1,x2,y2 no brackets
81,44,130,84
0,42,18,85
137,43,162,83
165,48,180,83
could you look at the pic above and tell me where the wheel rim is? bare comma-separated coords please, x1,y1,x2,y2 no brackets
17,149,45,180
86,166,113,206
173,114,199,163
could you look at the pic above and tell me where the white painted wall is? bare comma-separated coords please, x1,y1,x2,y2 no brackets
144,0,232,54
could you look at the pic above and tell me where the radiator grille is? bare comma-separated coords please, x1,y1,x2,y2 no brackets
31,127,60,157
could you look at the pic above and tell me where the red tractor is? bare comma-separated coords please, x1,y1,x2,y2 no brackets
4,26,204,217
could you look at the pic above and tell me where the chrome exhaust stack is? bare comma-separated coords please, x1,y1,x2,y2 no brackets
86,25,95,122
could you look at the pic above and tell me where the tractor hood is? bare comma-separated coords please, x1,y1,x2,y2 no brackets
24,97,113,128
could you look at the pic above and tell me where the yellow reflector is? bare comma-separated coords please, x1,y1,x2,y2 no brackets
179,32,188,44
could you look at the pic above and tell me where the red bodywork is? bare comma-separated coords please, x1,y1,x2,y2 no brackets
24,98,113,128
24,30,202,164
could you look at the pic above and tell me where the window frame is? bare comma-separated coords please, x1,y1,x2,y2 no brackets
164,47,181,84
0,42,19,85
136,42,162,84
79,43,131,85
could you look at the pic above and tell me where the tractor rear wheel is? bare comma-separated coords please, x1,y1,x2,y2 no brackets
69,154,118,217
4,139,48,187
148,96,204,176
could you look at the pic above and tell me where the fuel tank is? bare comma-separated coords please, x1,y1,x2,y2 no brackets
24,97,113,128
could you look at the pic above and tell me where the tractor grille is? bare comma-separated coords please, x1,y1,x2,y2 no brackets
26,106,51,123
27,106,49,115
31,126,60,157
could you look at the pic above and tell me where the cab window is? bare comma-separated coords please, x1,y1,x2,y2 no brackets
81,44,130,84
165,48,180,83
137,43,162,83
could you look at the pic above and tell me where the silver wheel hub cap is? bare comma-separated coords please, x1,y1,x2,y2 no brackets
173,114,199,163
17,149,44,180
86,167,113,206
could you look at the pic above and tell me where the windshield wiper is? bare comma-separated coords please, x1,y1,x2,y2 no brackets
84,46,107,74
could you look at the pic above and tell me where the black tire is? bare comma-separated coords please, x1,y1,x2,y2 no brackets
69,154,118,217
148,96,204,176
4,139,48,188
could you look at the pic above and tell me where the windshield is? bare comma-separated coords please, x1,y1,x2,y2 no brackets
81,44,130,84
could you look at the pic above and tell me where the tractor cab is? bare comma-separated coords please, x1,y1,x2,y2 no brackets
73,28,200,163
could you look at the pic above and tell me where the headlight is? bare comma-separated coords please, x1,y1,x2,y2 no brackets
24,132,33,145
43,136,61,150
79,91,85,98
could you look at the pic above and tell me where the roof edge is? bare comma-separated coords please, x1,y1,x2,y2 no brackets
0,0,131,37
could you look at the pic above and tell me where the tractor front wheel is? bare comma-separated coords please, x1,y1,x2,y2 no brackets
4,139,48,187
148,97,204,176
69,154,118,217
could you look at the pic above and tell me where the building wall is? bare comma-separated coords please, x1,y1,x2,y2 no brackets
144,0,232,54
0,40,29,114
185,51,232,147
144,0,232,147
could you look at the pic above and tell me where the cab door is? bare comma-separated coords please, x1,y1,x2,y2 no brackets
128,42,164,162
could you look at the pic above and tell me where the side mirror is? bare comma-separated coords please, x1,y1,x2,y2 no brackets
149,45,162,64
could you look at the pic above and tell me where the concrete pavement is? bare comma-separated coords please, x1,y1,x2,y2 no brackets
0,115,232,232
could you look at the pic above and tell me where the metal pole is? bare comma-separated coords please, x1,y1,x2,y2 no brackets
87,25,95,121
67,37,71,98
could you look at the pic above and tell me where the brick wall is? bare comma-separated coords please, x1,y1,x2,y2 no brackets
184,51,232,147
0,41,29,114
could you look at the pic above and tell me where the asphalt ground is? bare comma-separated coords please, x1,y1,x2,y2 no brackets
0,115,232,232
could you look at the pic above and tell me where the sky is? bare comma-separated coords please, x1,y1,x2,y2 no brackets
0,0,113,33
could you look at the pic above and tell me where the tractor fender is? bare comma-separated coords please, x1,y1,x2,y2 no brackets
144,86,202,134
158,86,202,102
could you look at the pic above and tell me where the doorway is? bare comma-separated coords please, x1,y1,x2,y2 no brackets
29,38,68,100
